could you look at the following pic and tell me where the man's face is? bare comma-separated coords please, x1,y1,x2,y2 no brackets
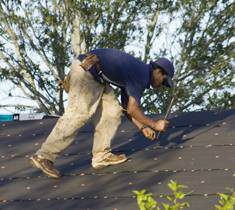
150,68,167,89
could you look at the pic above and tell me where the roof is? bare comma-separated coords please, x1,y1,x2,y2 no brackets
0,109,234,210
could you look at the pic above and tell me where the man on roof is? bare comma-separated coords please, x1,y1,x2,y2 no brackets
30,48,175,178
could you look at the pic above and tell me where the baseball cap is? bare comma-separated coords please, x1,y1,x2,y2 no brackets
150,57,175,88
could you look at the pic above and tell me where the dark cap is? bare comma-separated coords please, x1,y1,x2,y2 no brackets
150,57,175,88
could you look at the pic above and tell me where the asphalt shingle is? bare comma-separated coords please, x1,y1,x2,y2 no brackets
0,109,234,210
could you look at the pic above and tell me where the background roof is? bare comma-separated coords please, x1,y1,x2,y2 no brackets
0,109,235,210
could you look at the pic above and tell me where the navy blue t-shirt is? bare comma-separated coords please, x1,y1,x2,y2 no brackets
79,48,152,109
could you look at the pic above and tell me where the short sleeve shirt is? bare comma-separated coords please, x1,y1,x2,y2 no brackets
79,48,152,109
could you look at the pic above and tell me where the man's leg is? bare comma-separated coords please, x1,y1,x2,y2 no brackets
31,59,105,177
91,85,127,169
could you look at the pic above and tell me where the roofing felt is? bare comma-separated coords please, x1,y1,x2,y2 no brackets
0,109,234,210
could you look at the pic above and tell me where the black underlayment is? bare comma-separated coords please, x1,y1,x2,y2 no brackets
0,109,235,210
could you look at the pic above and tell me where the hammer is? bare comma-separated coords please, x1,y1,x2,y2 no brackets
156,93,176,140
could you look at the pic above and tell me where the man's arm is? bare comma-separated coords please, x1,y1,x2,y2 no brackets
122,108,144,130
126,96,155,129
129,116,144,130
126,96,169,132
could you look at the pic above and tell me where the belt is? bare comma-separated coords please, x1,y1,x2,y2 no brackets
77,53,124,87
58,53,105,93
77,53,106,84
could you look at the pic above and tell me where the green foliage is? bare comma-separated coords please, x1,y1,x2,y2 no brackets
0,0,175,114
143,0,235,113
163,180,190,210
171,0,235,112
133,190,159,210
0,0,234,114
215,189,235,210
134,180,235,210
133,180,190,210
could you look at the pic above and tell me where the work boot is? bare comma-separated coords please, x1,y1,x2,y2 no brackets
92,153,128,169
29,155,61,179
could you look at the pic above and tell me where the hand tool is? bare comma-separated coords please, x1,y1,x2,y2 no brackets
156,94,176,139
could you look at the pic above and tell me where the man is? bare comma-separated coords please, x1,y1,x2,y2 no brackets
30,48,174,178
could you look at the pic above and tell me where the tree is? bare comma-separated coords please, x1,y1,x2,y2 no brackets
0,0,176,115
142,0,235,114
0,0,234,115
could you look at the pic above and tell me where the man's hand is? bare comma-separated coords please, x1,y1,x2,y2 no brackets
152,120,169,132
127,96,169,132
142,127,156,141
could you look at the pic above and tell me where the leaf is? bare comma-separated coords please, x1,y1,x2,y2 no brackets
166,195,174,202
168,180,177,191
176,192,186,199
219,193,229,201
162,202,170,210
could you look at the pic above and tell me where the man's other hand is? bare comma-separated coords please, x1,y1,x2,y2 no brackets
153,120,169,132
142,127,156,141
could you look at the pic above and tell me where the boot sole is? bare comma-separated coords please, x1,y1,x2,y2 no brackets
92,157,128,170
29,157,61,179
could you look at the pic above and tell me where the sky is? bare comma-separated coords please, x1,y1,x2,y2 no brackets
0,1,234,115
0,7,181,115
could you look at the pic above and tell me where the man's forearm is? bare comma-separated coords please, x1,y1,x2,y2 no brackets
123,110,144,129
128,105,155,129
131,117,144,130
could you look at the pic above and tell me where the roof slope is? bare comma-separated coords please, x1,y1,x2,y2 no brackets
0,109,235,210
